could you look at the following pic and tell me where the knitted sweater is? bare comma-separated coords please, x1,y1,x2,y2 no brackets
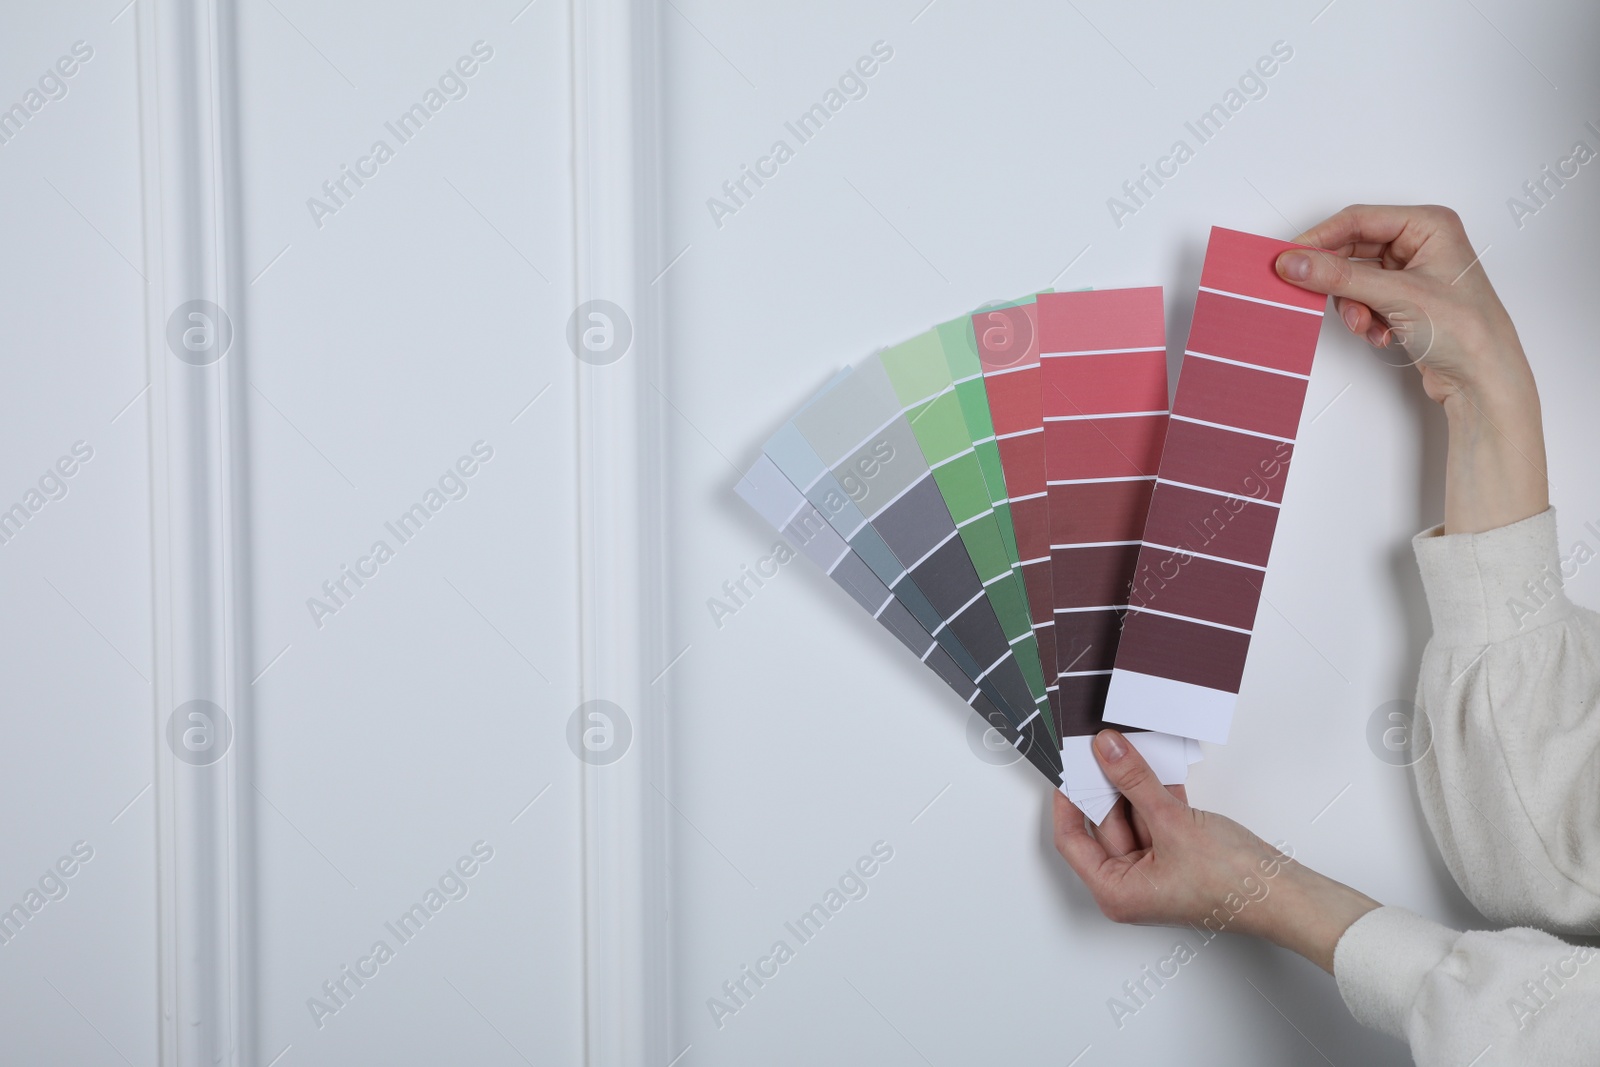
1333,508,1600,1064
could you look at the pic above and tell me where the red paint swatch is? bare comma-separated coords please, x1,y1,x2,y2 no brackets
1156,418,1294,504
1140,482,1278,568
1036,288,1168,737
1114,611,1252,695
1171,357,1308,440
1187,292,1321,375
973,301,1059,727
1103,227,1326,744
1044,418,1165,480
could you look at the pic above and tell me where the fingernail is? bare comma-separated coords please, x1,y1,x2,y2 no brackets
1277,251,1311,282
1342,305,1360,331
1095,730,1127,762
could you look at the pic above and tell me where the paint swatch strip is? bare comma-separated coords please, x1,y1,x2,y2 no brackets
1102,226,1325,744
938,294,1190,815
1037,287,1168,738
786,360,1049,734
878,329,1057,745
934,310,1024,588
762,419,1010,728
1034,287,1197,817
972,302,1066,735
736,454,1062,783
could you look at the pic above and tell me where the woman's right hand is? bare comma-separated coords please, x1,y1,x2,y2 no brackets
1274,204,1548,534
1274,204,1532,407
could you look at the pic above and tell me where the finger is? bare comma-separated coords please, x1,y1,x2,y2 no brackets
1052,790,1110,882
1275,247,1415,316
1304,203,1475,271
1131,782,1191,850
1129,800,1155,851
1292,204,1420,256
1092,795,1139,858
1334,297,1373,336
1093,730,1183,822
1310,241,1394,261
1345,242,1397,260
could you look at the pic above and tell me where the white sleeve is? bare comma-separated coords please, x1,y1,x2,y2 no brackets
1409,507,1600,931
1335,906,1600,1064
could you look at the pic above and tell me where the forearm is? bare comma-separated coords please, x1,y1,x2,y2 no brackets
1442,361,1548,535
1246,862,1381,973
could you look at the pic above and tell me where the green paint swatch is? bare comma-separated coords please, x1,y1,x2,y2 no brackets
936,307,1022,569
933,292,1077,567
878,332,1056,744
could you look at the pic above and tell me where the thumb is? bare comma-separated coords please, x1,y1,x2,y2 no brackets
1275,248,1414,317
1094,730,1182,819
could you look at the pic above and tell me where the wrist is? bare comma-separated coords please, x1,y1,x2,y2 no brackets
1440,368,1550,534
1251,862,1380,973
1441,364,1541,430
1442,310,1532,396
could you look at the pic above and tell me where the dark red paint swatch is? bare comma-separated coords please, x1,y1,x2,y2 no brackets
1036,288,1168,738
1104,227,1326,744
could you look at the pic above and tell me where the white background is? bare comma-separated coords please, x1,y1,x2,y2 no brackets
0,0,1596,1065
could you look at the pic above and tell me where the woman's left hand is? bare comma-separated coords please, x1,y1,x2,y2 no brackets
1052,730,1380,972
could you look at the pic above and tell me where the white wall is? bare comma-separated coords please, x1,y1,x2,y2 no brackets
0,6,159,1063
658,1,1600,1064
0,0,1595,1065
0,1,584,1065
232,2,586,1064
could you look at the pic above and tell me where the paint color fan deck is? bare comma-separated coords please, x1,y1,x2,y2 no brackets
736,227,1326,822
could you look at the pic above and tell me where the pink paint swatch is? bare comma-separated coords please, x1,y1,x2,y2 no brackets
1036,287,1168,737
1102,227,1326,744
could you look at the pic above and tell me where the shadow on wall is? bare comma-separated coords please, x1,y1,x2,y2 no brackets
1163,238,1205,402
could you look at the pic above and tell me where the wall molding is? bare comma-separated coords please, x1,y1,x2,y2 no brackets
572,1,673,1065
134,2,667,1062
137,0,254,1063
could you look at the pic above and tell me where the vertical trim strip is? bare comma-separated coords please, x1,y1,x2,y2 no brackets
573,1,670,1065
138,0,251,1063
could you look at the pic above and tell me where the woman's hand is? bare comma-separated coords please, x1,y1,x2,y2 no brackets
1274,204,1524,404
1273,204,1548,534
1053,730,1380,972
